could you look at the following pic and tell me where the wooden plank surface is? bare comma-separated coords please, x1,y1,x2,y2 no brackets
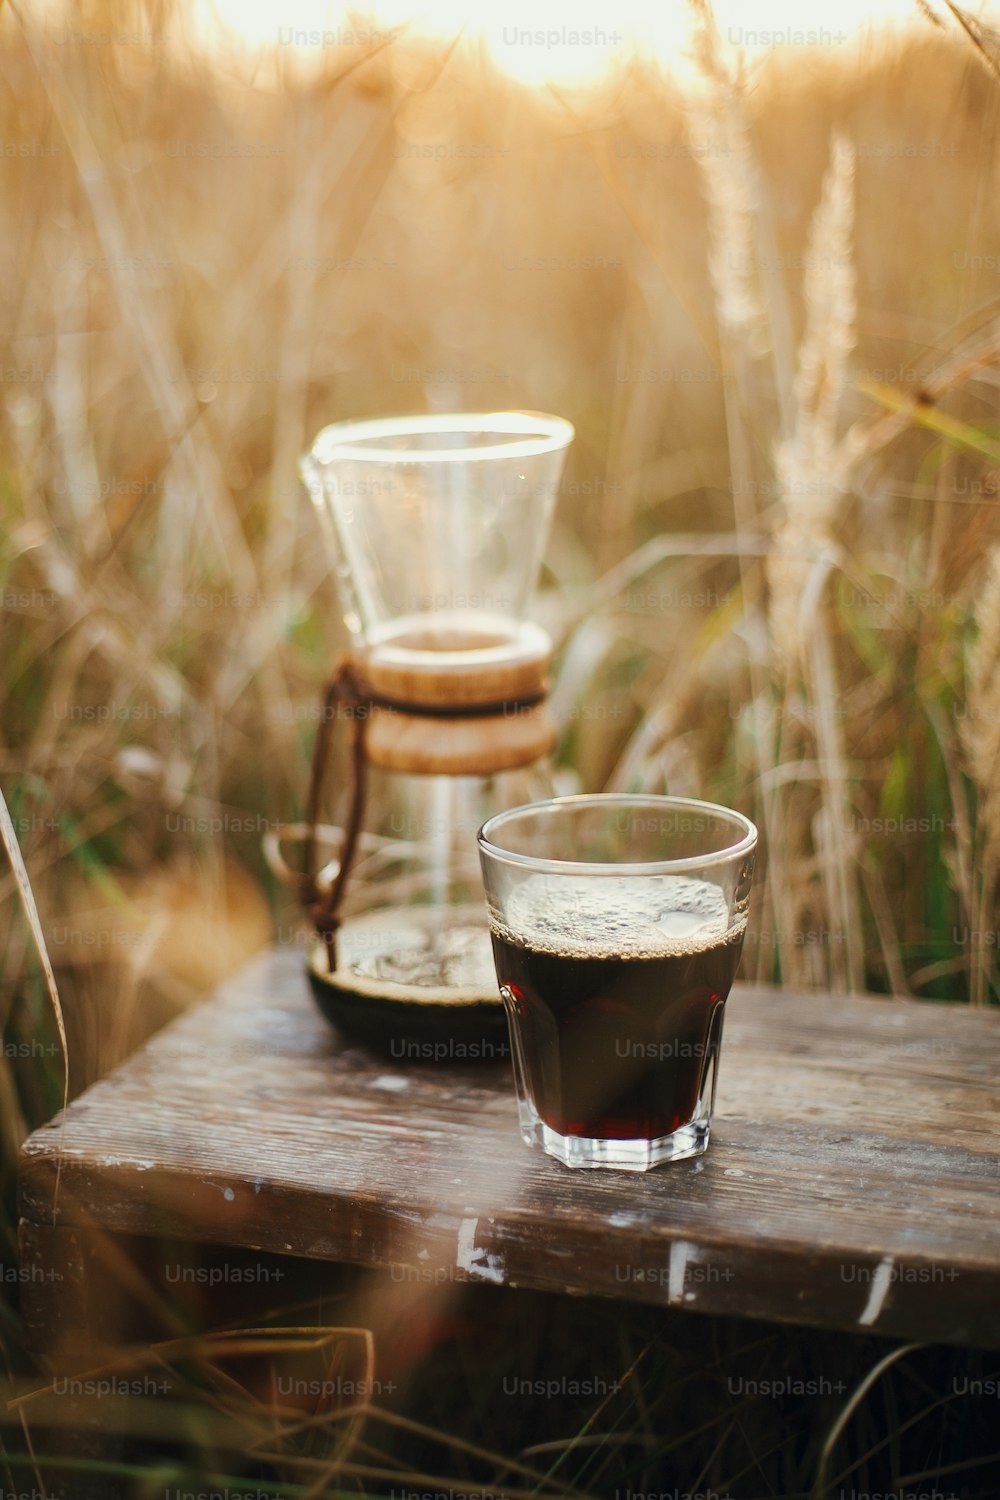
19,948,1000,1347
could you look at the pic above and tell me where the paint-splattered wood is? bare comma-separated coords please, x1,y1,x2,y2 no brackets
19,949,1000,1347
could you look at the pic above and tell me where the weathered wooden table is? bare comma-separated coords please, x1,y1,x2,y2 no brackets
18,947,1000,1355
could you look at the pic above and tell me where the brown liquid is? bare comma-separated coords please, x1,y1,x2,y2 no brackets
490,884,744,1140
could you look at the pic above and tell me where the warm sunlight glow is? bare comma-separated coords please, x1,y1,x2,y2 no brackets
193,0,996,85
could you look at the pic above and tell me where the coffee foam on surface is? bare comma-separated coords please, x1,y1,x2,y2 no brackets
493,874,744,959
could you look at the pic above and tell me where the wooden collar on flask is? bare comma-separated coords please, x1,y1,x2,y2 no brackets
364,700,554,776
361,618,554,775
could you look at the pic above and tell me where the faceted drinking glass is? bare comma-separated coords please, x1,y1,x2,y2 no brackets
478,794,757,1171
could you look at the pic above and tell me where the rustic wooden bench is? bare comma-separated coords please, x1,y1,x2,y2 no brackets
18,946,1000,1357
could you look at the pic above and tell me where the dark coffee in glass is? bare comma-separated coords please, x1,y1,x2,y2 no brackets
478,797,757,1171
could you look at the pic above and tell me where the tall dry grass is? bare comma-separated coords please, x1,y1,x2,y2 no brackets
2,2,1000,1090
3,2,1000,1494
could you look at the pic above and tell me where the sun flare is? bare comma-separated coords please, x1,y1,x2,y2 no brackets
192,0,984,85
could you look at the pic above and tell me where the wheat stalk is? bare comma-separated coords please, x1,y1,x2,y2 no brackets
769,134,856,660
959,544,1000,1003
0,786,68,1215
763,133,863,989
685,3,770,360
961,546,1000,807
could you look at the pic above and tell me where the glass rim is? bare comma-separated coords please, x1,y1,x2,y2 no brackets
477,793,758,876
303,410,575,467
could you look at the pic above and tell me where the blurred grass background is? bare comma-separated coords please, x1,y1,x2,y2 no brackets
3,0,1000,1492
4,2,1000,1071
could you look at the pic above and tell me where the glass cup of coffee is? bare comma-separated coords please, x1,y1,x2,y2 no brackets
477,794,757,1171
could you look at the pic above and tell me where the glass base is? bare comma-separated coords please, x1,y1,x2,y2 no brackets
516,1101,711,1171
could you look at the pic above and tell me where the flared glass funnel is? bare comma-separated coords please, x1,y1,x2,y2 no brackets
294,410,575,1053
299,411,574,672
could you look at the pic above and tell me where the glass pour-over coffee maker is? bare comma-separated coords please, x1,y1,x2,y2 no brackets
285,411,574,1054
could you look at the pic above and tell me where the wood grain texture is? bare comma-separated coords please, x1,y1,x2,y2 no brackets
19,949,1000,1347
364,700,555,774
363,628,551,708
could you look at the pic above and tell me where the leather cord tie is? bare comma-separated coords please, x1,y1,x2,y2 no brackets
301,651,550,974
